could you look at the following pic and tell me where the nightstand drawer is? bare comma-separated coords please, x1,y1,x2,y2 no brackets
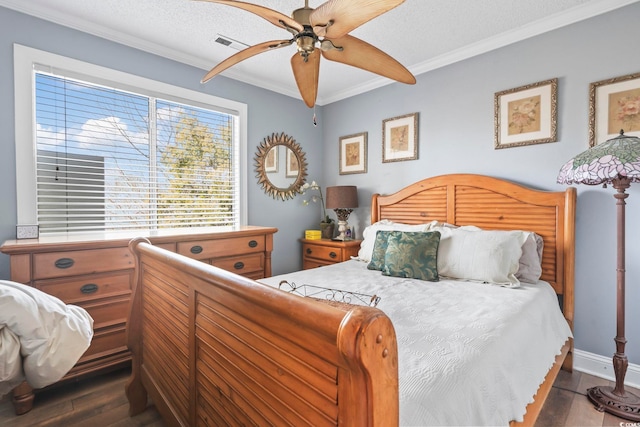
35,271,132,304
33,247,134,280
303,259,334,270
300,239,361,270
177,236,265,260
212,253,264,276
303,244,341,262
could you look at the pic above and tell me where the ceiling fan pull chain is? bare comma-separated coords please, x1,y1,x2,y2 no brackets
313,106,317,127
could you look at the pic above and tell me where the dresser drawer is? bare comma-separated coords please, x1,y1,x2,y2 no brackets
33,247,134,280
177,236,265,260
79,327,127,363
303,244,342,262
80,296,130,329
35,271,132,304
212,253,264,276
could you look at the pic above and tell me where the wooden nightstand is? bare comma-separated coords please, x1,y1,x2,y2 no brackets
301,238,362,270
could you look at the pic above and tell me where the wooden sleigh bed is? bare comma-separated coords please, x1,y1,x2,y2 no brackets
125,173,576,426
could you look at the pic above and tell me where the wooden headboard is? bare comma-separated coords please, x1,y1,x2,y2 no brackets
371,174,576,331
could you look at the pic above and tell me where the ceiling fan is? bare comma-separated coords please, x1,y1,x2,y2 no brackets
198,0,416,107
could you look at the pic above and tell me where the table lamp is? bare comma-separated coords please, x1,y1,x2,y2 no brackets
325,185,358,241
557,130,640,421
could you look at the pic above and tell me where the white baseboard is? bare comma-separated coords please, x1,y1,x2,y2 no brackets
574,348,640,389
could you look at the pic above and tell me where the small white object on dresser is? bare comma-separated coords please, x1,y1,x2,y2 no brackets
16,225,39,239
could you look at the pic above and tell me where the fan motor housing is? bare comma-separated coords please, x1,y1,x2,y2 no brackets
292,6,312,26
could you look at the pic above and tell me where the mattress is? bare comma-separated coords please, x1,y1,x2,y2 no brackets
259,260,572,426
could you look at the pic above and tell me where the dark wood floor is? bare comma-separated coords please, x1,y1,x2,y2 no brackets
1,367,639,426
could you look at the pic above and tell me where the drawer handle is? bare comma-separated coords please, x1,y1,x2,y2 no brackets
248,240,258,248
233,261,245,270
80,283,99,294
306,248,312,255
190,245,203,254
329,252,337,259
55,258,75,269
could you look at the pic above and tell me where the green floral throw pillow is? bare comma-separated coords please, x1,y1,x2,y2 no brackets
367,230,393,271
382,231,441,281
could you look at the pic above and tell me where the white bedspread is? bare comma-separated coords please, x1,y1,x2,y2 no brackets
259,260,572,426
0,280,94,396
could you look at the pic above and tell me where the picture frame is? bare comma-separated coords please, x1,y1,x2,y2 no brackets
286,147,299,177
264,145,278,173
494,78,558,149
382,112,418,162
589,71,640,147
339,132,367,175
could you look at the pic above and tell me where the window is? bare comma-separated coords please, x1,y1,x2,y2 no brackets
14,45,248,234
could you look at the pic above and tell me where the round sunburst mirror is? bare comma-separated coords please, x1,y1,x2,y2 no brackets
254,132,308,201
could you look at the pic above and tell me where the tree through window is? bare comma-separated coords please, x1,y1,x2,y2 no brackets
34,72,238,234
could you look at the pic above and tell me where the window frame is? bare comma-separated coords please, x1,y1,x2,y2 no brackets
14,44,248,230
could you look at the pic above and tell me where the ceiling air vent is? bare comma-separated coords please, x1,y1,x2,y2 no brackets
214,34,249,51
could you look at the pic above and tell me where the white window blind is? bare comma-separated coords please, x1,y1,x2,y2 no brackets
34,71,240,234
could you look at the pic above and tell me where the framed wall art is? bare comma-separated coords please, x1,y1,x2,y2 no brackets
339,132,367,175
264,145,278,173
589,71,640,147
382,112,418,162
494,78,557,149
286,147,299,177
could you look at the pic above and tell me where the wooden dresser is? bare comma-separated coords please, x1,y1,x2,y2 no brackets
301,238,362,270
0,225,277,414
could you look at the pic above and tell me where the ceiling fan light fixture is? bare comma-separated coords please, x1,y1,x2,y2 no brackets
201,0,415,107
296,34,317,55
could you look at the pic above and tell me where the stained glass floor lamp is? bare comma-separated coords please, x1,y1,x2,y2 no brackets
557,130,640,421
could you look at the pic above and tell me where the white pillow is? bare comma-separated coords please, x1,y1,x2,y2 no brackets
435,227,529,287
428,223,544,284
355,220,437,262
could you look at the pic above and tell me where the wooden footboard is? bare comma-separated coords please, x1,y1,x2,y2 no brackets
126,237,399,426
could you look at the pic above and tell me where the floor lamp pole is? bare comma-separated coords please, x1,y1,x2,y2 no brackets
587,176,640,420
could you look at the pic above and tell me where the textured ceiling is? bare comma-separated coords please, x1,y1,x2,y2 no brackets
1,0,637,105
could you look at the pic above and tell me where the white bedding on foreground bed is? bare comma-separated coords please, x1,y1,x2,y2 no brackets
259,260,572,426
0,280,93,396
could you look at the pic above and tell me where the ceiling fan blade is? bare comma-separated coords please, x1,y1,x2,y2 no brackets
196,0,304,34
201,39,293,83
291,50,320,108
321,35,415,84
310,0,404,38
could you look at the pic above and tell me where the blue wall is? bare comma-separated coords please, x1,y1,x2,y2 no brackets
1,3,639,367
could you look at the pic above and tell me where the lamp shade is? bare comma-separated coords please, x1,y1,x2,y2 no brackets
557,130,640,185
325,186,358,209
